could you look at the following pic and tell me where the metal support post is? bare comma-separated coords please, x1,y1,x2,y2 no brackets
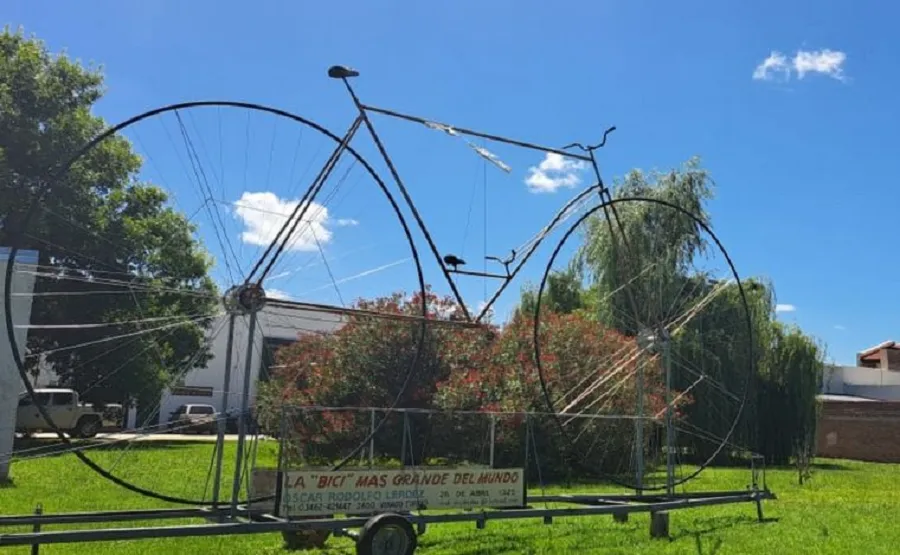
230,310,258,517
368,408,376,467
400,411,409,467
489,413,497,468
30,504,42,555
634,358,645,494
211,312,237,509
663,334,675,497
274,407,287,518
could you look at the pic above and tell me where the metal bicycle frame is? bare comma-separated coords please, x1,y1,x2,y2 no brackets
261,66,614,324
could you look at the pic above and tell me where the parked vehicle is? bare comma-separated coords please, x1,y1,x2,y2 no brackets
16,389,104,439
168,404,218,434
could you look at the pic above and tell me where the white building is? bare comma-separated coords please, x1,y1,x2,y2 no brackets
821,364,900,402
13,282,344,429
0,247,38,480
156,303,345,426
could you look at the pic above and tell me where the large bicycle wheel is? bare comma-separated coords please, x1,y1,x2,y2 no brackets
532,196,755,491
3,101,426,505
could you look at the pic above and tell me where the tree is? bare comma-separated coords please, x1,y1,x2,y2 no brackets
0,29,217,411
756,322,824,467
519,157,825,467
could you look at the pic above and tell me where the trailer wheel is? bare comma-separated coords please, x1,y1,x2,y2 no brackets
357,513,417,555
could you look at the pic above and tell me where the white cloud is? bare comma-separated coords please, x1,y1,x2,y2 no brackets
524,153,587,194
793,49,846,80
752,49,847,82
233,191,332,252
752,51,791,81
336,218,359,227
834,324,846,331
775,303,796,313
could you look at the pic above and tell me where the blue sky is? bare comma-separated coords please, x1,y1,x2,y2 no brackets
6,0,898,364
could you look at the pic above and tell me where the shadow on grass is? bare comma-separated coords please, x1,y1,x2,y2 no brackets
418,528,585,555
0,477,14,489
762,461,854,472
811,462,854,471
12,439,213,459
673,513,780,553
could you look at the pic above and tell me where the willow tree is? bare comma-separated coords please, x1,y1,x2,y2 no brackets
756,322,824,466
577,157,714,336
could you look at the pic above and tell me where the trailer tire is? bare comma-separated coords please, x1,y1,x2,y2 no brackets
357,513,417,555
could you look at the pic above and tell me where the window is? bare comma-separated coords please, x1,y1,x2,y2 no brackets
18,396,32,407
173,405,188,416
190,405,215,415
32,393,52,406
51,392,74,406
260,337,295,382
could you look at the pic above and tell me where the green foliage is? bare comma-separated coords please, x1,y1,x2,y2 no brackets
518,157,825,467
258,292,656,480
756,322,825,465
577,158,713,335
0,28,217,408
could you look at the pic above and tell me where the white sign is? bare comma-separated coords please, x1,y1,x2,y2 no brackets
281,467,525,517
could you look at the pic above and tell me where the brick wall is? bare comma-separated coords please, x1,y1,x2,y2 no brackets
817,400,900,463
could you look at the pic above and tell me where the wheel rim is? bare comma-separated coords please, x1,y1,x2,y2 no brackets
532,196,755,491
3,101,428,506
372,525,410,555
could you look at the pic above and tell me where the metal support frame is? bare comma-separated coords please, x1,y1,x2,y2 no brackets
210,312,237,508
230,309,258,517
0,490,775,547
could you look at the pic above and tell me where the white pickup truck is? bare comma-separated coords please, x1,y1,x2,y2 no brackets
16,388,104,439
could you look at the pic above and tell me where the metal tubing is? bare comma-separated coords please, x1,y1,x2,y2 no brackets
341,79,472,321
447,268,508,280
634,358,645,493
663,337,675,497
211,312,237,507
265,298,483,329
230,310,258,516
274,407,287,518
368,408,376,467
489,414,496,468
361,104,593,162
400,411,409,467
0,491,770,547
30,504,41,555
0,508,225,527
250,116,363,284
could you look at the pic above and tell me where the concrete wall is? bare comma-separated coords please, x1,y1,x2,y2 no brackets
156,304,344,425
817,400,900,463
0,248,38,480
821,365,900,401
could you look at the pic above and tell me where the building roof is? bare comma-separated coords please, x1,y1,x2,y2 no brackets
858,340,899,361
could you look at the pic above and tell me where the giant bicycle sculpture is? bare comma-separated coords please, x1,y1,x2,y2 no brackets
0,65,773,553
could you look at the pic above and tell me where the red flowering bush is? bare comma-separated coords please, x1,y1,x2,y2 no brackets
257,291,688,476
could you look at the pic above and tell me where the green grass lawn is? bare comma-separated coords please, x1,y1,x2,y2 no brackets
2,441,900,554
